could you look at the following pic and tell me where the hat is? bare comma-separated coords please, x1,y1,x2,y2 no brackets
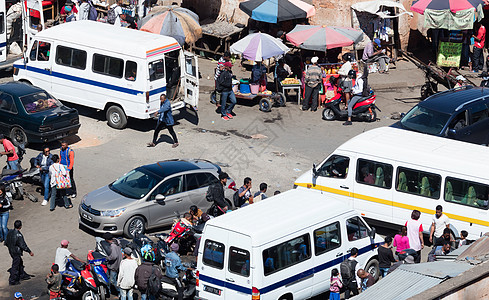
14,292,22,298
374,38,381,47
456,75,466,81
223,61,233,68
311,56,319,64
103,232,114,241
61,240,69,246
170,243,180,251
404,255,415,264
123,247,133,255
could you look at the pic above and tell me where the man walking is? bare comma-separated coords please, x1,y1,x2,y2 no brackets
217,62,236,120
237,177,253,207
342,247,360,299
0,134,19,170
206,172,229,215
118,247,138,300
148,93,179,148
406,210,424,263
302,56,322,112
253,182,268,203
104,232,122,296
6,220,34,285
378,236,397,278
60,141,76,198
472,22,486,73
430,205,450,247
35,147,54,206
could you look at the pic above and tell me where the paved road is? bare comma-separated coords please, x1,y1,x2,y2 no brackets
0,66,428,299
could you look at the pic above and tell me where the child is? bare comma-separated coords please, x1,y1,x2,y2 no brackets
458,230,468,248
329,268,342,300
46,264,62,299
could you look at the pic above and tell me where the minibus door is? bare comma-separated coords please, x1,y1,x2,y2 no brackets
180,52,199,109
224,233,252,299
24,0,44,42
0,1,6,63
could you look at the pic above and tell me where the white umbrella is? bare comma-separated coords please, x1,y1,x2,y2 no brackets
230,32,289,61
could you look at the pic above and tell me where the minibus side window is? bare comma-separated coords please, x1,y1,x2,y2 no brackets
29,41,38,61
0,13,4,34
316,155,349,179
93,54,123,78
125,61,137,81
356,159,393,189
262,234,311,276
149,59,165,82
229,247,250,277
314,221,341,256
56,46,87,70
203,240,225,269
445,177,489,209
37,42,51,61
346,217,368,241
396,167,441,199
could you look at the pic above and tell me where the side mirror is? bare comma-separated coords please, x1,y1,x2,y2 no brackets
369,227,376,240
312,163,318,178
155,194,165,204
447,129,457,137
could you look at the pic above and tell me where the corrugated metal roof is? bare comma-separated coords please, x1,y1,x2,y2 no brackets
457,233,489,262
399,261,472,278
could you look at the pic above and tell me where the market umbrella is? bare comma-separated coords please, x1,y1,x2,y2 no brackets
286,25,364,51
230,32,289,61
239,0,316,23
411,0,485,14
139,6,202,46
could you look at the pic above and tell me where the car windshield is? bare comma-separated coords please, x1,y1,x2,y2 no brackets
400,105,451,135
109,167,161,199
20,91,61,114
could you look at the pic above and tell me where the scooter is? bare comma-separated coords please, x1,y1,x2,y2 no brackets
87,250,110,300
160,262,197,300
94,236,141,265
61,259,99,300
165,219,197,256
1,143,38,202
322,89,380,122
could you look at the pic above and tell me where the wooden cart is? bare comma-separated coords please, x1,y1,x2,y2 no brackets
193,21,245,57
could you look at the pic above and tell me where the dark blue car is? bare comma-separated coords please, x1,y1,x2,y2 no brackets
393,86,489,145
0,82,80,146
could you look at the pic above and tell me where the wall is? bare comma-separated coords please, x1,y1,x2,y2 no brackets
442,275,489,300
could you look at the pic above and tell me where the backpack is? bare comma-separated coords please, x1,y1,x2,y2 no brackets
340,259,357,285
147,266,162,296
88,1,98,21
233,190,243,208
107,6,117,24
206,184,217,202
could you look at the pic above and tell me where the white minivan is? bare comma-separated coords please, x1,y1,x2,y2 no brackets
195,189,382,300
13,21,199,129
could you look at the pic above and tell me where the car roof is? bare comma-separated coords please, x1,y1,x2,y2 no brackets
419,86,489,114
0,82,43,96
141,159,218,178
206,189,354,246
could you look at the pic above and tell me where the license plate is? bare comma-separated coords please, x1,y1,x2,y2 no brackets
82,213,93,221
204,285,222,295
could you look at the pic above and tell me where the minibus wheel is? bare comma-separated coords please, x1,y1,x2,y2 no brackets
365,258,379,281
106,106,127,129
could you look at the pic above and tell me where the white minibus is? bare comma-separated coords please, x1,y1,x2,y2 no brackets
294,127,489,240
13,21,199,129
195,189,382,300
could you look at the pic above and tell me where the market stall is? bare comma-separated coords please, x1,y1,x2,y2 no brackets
193,21,245,57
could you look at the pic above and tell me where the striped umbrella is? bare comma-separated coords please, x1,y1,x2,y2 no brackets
286,25,364,51
230,33,289,61
139,6,202,46
411,0,486,14
239,0,315,24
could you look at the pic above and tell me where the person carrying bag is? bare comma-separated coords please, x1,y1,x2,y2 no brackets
48,154,72,211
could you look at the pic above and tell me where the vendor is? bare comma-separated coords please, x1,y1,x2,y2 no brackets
274,59,291,91
251,61,267,88
362,38,390,74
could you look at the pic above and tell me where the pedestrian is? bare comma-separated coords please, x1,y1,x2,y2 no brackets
217,61,236,120
64,5,76,22
430,205,450,246
165,243,187,300
343,71,364,126
60,141,76,198
253,182,268,203
213,52,231,106
112,0,125,27
46,264,62,299
338,53,353,106
362,38,390,73
206,172,229,215
6,220,34,286
341,247,360,299
54,240,84,272
60,0,78,20
357,269,375,292
147,93,179,148
472,22,485,73
118,247,138,300
435,227,454,247
329,268,342,300
14,292,24,300
458,230,469,248
405,210,424,263
104,232,122,296
301,56,322,112
135,245,163,300
189,205,203,223
378,236,397,278
0,185,11,243
393,226,410,255
49,154,73,211
237,177,253,207
35,146,54,206
275,58,291,95
78,0,90,20
0,134,19,170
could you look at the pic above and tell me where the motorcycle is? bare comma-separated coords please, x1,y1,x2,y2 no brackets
95,236,141,265
165,218,197,256
87,250,110,300
160,262,197,300
61,259,99,300
1,143,38,202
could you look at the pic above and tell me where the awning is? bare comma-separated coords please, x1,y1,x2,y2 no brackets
351,0,413,18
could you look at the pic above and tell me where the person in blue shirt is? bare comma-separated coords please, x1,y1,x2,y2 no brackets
165,243,187,300
148,93,179,148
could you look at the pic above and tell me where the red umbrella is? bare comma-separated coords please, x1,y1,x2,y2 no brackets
286,25,363,51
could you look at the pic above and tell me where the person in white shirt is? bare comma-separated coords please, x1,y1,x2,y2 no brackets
343,71,365,126
113,0,124,27
54,240,85,272
430,205,450,246
338,53,353,106
117,247,138,300
405,210,424,263
48,154,72,211
78,0,90,20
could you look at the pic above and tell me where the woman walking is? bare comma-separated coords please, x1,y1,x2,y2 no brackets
48,155,73,211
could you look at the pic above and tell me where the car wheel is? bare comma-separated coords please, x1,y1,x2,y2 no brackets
322,108,335,121
10,127,28,147
259,98,272,112
106,105,127,129
124,216,145,239
365,258,380,281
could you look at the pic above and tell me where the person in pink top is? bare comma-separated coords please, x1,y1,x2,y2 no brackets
0,135,19,170
329,268,342,300
472,22,486,73
405,210,424,263
393,226,410,255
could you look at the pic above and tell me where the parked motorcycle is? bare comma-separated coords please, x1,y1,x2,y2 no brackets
1,143,38,202
160,262,197,300
87,250,110,300
61,259,99,300
95,236,141,265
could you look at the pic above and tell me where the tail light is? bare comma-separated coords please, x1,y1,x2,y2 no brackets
228,181,236,191
146,91,150,104
252,287,260,300
196,270,199,287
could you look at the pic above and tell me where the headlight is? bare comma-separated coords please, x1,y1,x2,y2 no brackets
101,208,126,217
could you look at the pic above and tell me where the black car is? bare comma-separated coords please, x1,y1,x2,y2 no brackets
0,82,80,146
393,86,489,145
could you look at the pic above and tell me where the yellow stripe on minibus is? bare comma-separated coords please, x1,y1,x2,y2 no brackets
295,182,489,227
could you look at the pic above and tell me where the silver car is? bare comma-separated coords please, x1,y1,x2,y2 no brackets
78,159,235,238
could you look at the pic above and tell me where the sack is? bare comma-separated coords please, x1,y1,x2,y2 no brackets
88,1,98,21
54,165,71,189
107,6,117,24
147,266,162,296
340,259,357,285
